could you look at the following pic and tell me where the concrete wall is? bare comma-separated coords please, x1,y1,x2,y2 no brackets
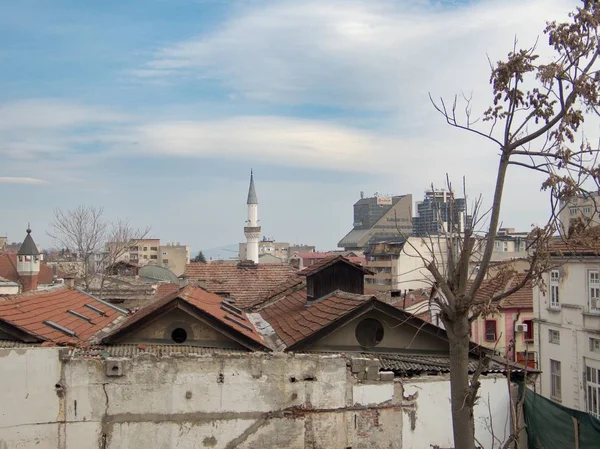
0,348,512,449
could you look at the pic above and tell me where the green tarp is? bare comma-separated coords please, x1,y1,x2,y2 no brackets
523,387,600,448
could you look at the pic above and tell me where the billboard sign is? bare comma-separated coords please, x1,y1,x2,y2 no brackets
377,197,393,206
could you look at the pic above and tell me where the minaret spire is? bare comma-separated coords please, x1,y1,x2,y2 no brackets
244,170,261,263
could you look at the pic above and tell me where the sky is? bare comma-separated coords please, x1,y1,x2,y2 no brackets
0,0,581,255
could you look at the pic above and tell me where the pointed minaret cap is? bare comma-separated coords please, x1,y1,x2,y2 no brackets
17,225,41,256
247,170,258,205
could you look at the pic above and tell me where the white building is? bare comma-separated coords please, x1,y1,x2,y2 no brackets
533,239,600,418
559,190,600,235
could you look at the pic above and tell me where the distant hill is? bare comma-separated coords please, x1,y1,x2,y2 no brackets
195,243,239,262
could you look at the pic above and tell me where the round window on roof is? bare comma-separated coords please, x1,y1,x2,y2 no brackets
355,318,384,348
171,328,188,344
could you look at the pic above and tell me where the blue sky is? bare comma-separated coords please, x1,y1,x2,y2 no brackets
1,0,577,254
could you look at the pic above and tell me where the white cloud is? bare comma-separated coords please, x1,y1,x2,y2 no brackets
0,177,48,185
138,0,574,111
0,99,129,130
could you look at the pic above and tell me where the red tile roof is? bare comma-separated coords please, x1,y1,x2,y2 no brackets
256,282,373,348
472,274,533,310
184,261,298,308
0,253,55,285
0,287,127,345
103,285,268,350
297,255,373,277
155,283,180,299
548,231,600,256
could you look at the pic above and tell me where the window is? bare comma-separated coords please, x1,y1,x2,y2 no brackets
549,329,560,344
307,281,314,298
570,207,578,215
590,271,600,312
143,255,148,259
130,246,138,251
584,206,592,215
523,319,534,341
550,359,562,400
550,270,560,309
485,320,497,342
495,241,501,249
516,352,536,369
586,365,600,419
355,318,384,348
162,259,169,265
150,246,158,251
150,255,157,260
171,328,187,344
503,241,508,252
590,338,600,353
143,247,148,251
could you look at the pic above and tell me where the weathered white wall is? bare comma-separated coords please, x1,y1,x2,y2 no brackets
0,348,513,449
402,375,510,449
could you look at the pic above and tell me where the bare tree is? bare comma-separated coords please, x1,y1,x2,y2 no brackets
48,206,150,294
47,205,107,290
423,2,600,448
98,220,151,297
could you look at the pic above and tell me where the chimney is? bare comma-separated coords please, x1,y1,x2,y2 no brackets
20,275,38,293
64,276,75,290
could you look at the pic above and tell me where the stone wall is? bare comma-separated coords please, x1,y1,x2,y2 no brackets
0,347,512,449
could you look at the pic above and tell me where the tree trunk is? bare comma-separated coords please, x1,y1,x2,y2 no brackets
447,312,477,449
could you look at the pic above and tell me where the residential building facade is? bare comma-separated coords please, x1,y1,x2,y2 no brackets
559,190,600,235
533,241,600,418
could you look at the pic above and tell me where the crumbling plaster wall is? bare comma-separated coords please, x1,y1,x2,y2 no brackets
0,348,511,449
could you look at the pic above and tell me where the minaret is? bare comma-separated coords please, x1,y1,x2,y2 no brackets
16,226,41,293
244,170,261,264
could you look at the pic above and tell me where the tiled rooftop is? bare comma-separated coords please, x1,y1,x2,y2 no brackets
184,261,298,308
473,274,533,309
256,284,373,348
103,285,268,349
0,287,128,345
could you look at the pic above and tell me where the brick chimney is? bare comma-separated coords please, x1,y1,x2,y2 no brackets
20,274,39,293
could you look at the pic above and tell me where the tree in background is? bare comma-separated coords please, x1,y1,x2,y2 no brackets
192,251,207,263
421,2,600,447
48,206,150,291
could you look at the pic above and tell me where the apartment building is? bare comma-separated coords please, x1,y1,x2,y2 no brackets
533,237,600,418
364,236,453,293
103,239,190,277
413,189,469,237
559,191,600,235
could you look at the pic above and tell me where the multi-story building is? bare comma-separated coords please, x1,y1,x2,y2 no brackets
338,193,413,251
364,236,454,293
158,243,190,277
239,238,291,262
0,236,6,250
559,190,600,235
412,189,469,236
533,237,600,418
104,239,190,277
470,275,535,366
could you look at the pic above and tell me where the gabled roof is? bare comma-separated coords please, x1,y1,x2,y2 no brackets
17,228,40,256
0,253,54,285
256,284,451,351
102,285,269,351
297,255,373,277
184,261,298,308
0,287,128,345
